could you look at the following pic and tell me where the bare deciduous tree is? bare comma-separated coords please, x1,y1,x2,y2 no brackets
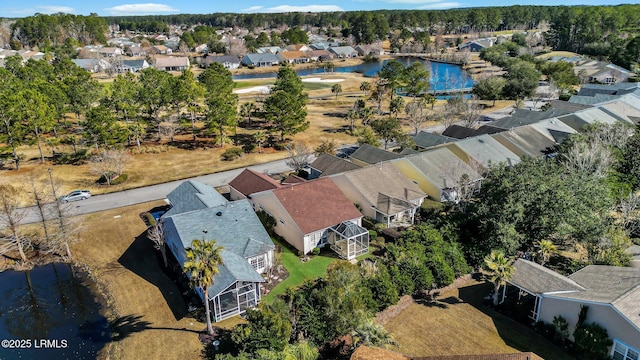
405,100,427,136
0,184,29,262
620,192,640,236
90,149,131,186
284,142,313,171
562,140,612,178
147,222,167,267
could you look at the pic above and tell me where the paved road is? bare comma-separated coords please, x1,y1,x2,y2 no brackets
17,158,293,225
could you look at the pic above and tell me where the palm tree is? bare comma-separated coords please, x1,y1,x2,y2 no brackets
359,81,371,97
345,108,358,134
183,239,224,335
331,83,343,99
240,102,257,127
535,239,557,267
484,250,514,306
254,131,266,153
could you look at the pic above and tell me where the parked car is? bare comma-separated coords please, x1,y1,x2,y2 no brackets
60,190,92,203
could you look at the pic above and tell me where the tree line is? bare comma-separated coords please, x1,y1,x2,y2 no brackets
0,55,309,170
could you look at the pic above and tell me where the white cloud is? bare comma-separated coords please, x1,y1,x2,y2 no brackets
104,3,179,16
242,6,264,12
417,1,461,9
7,5,75,15
37,6,76,13
244,4,344,13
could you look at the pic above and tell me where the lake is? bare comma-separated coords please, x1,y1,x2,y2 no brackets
0,263,110,359
232,57,474,92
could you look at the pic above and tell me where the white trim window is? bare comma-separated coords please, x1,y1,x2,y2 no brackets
613,340,640,360
249,254,266,272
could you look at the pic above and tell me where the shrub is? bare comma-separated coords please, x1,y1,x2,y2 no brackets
368,230,377,238
573,323,612,359
256,211,276,233
221,147,243,161
242,142,256,153
312,247,321,256
111,173,129,185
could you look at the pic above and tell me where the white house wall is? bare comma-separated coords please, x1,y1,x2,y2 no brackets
539,296,640,350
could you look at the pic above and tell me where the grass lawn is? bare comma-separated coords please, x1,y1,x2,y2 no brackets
262,237,341,303
384,280,574,359
234,79,274,89
72,201,205,359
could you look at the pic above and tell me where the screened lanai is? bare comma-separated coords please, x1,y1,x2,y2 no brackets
328,221,369,260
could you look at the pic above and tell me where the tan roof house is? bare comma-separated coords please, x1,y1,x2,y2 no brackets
150,45,172,55
250,178,368,260
229,169,283,201
276,51,309,64
154,56,190,71
330,163,427,227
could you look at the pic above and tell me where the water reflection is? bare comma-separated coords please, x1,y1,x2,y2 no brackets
232,57,474,92
0,263,110,359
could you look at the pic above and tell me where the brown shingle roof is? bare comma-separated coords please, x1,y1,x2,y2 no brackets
273,178,362,234
415,353,544,360
229,169,282,197
279,51,308,60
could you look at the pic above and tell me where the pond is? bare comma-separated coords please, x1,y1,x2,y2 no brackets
0,263,110,360
232,57,474,93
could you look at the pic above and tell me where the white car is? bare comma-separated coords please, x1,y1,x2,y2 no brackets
60,190,92,203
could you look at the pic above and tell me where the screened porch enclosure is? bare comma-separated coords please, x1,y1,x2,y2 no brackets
211,281,261,322
328,221,369,260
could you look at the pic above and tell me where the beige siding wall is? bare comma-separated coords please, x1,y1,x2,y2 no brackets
351,158,370,168
330,175,373,219
229,186,246,201
251,192,305,254
539,297,640,349
392,159,442,201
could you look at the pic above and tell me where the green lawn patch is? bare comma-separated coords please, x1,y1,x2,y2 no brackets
234,79,275,89
263,237,339,303
303,82,332,91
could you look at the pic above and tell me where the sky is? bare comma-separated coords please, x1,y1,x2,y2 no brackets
0,0,633,18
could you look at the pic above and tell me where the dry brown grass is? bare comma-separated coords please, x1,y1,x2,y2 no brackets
384,280,573,359
72,201,208,359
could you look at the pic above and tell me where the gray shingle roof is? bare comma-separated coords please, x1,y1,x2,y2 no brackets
509,259,585,295
450,134,521,168
164,180,228,217
557,265,640,304
403,148,482,190
309,153,361,177
491,126,557,158
350,144,401,164
441,125,477,139
413,131,457,149
163,198,274,298
207,251,265,299
528,118,577,144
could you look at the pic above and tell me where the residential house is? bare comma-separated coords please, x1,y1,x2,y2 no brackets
241,53,280,67
71,58,111,73
354,44,384,57
194,44,209,53
507,259,640,357
443,134,521,169
413,131,457,150
200,55,241,69
126,46,148,57
276,51,309,64
458,38,495,52
256,46,283,54
285,44,312,52
228,169,283,202
160,180,275,322
491,126,558,158
350,144,402,167
118,59,150,73
330,163,427,227
588,64,633,84
18,50,45,61
557,106,632,132
527,118,577,145
328,46,358,58
97,47,123,57
306,50,333,62
308,154,362,179
154,56,190,71
150,45,172,55
390,148,482,203
250,178,369,260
